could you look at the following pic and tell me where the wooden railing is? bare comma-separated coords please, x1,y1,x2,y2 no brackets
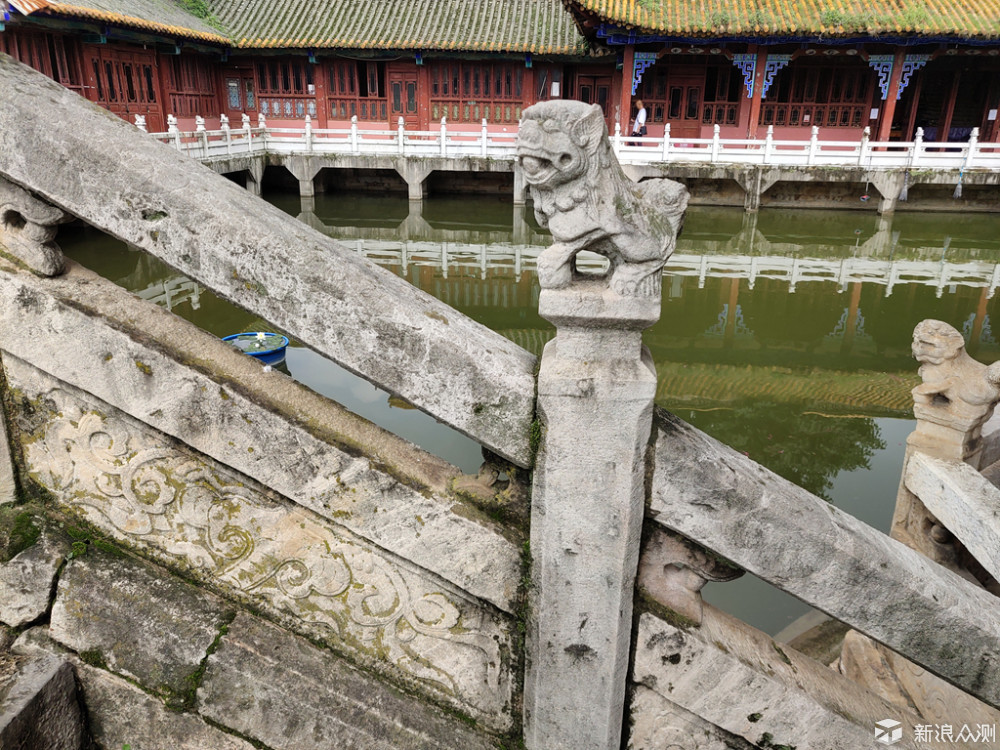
145,113,1000,172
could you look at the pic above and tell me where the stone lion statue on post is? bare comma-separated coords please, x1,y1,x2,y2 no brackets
516,101,688,297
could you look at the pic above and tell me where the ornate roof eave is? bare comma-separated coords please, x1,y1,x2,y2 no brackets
595,22,1000,47
8,0,229,44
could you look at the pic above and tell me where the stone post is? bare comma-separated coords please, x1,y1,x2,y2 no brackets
891,319,1000,562
516,100,688,750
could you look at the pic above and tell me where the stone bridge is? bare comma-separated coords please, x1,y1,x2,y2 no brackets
3,53,1000,750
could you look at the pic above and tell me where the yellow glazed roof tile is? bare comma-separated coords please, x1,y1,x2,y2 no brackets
567,0,1000,39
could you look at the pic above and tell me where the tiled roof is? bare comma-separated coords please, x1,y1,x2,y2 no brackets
9,0,229,43
567,0,1000,40
205,0,586,53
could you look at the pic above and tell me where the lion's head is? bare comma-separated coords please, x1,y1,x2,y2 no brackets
516,101,608,195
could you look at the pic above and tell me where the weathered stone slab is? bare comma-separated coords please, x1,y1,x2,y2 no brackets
0,532,67,627
650,408,1000,709
77,663,257,750
0,54,536,466
0,260,520,613
50,549,232,705
633,610,959,750
905,452,1000,582
0,397,15,505
198,612,498,750
0,652,85,750
630,686,751,750
13,363,512,729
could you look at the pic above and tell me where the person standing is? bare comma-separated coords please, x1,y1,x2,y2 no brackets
631,99,647,145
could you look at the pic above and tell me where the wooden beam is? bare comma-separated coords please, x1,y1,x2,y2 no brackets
649,408,1000,708
0,54,538,467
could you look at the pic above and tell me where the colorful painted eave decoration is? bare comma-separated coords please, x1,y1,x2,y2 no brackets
9,0,229,43
566,0,1000,40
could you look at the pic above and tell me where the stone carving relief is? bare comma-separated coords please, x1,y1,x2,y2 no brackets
637,527,743,625
516,101,687,297
0,176,72,276
17,379,510,722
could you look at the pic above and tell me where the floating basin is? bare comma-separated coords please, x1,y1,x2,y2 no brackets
222,332,289,366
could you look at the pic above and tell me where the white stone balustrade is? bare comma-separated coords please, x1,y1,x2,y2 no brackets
143,115,1000,171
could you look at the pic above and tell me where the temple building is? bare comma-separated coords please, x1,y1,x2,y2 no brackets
1,0,998,142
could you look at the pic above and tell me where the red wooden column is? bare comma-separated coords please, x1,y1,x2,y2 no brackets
313,58,329,129
619,44,635,134
876,48,906,142
745,46,768,138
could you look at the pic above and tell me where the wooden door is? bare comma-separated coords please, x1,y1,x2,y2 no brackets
666,74,703,139
576,75,613,131
388,69,419,129
86,48,164,131
224,74,257,118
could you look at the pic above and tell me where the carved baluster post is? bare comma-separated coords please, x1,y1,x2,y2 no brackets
397,116,405,156
480,117,488,157
808,124,819,165
350,115,358,154
763,124,774,165
858,126,870,167
517,101,688,750
220,114,231,155
892,320,1000,564
241,112,252,153
912,127,924,168
134,114,147,132
440,116,448,156
195,115,207,157
258,112,268,151
167,114,181,151
304,114,313,153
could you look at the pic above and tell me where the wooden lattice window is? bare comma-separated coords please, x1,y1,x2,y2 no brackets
429,62,525,123
762,61,873,128
1,28,83,93
327,61,386,121
165,55,218,117
255,59,316,119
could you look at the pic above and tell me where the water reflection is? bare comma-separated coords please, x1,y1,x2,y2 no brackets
58,196,1000,636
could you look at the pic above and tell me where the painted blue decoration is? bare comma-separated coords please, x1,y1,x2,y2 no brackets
732,53,756,99
761,54,792,99
867,54,895,100
631,52,658,95
223,332,289,366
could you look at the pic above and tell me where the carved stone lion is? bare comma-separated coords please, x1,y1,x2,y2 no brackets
516,101,688,297
911,319,1000,427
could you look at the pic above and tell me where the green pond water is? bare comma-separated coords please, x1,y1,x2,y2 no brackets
60,193,1000,637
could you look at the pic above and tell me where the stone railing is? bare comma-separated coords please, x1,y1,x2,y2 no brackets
3,52,1000,750
146,112,1000,172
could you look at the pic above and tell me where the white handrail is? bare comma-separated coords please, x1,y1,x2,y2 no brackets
143,116,1000,171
